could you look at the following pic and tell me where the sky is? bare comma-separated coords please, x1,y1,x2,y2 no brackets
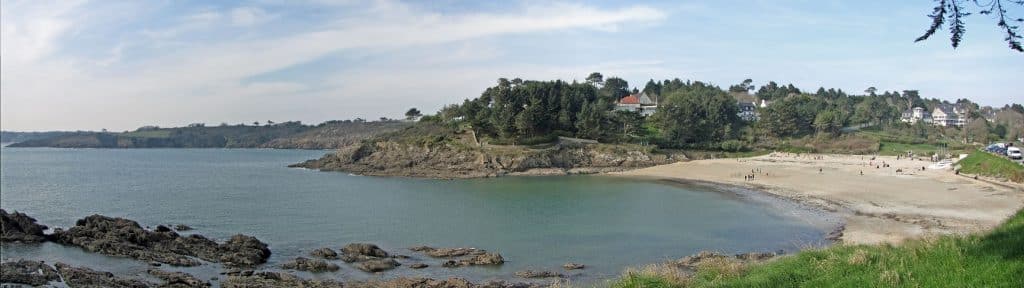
1,0,1022,131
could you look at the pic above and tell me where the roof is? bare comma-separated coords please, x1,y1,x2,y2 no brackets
619,95,640,104
638,92,656,105
934,104,957,115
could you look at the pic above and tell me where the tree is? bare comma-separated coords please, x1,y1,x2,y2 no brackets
599,77,629,102
653,82,739,146
586,72,604,85
405,108,423,120
916,0,1023,52
865,87,877,96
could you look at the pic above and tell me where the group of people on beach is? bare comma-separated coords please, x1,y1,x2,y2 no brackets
744,168,765,181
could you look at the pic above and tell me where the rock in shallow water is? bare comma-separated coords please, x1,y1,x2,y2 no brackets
562,262,585,270
309,247,339,259
441,253,504,267
0,209,49,243
55,262,155,288
0,259,61,286
281,257,340,272
514,270,564,278
49,214,270,267
221,271,345,288
355,258,401,272
148,268,210,287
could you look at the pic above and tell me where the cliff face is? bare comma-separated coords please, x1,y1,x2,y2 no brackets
291,140,681,178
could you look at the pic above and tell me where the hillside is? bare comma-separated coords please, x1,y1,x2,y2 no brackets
6,121,410,149
291,123,681,178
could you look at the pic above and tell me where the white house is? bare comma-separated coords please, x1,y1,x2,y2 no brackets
932,105,963,127
901,107,932,124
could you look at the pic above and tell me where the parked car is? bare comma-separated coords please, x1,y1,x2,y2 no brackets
1007,147,1023,160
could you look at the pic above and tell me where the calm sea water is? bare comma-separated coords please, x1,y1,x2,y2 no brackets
0,147,836,285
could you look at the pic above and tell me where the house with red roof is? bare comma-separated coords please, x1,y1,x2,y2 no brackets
615,92,658,116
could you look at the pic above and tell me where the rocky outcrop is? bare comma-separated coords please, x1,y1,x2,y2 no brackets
174,224,193,231
49,214,270,267
411,246,505,268
349,277,544,288
672,251,778,270
354,258,401,272
281,257,340,272
1,209,49,243
562,262,585,270
148,269,210,288
514,270,563,278
0,259,61,286
341,243,389,259
55,262,155,288
410,246,487,258
441,253,504,267
292,140,679,179
221,271,345,288
310,247,339,259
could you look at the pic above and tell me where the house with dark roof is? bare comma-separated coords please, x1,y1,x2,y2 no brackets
737,101,758,121
901,107,932,124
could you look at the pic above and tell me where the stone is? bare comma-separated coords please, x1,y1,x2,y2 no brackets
354,258,400,272
410,263,429,269
0,209,49,243
55,262,155,288
0,259,60,286
562,262,585,270
514,270,563,278
280,257,340,272
148,268,210,287
310,247,339,259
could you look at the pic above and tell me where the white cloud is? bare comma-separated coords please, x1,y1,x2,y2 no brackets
1,1,666,130
230,7,273,26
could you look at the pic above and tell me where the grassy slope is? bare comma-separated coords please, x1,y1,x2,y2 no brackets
958,150,1024,183
611,208,1024,288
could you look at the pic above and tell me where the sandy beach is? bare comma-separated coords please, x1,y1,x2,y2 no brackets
616,153,1024,244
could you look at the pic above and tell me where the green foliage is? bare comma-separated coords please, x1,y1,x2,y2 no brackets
718,140,747,152
958,150,1024,182
652,82,739,147
611,209,1024,288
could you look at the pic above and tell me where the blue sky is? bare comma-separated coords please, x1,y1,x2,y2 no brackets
1,0,1021,131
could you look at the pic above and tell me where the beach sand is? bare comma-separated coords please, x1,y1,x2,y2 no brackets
615,153,1024,244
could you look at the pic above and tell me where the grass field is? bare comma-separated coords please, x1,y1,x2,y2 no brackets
957,150,1024,183
876,141,965,156
609,208,1024,288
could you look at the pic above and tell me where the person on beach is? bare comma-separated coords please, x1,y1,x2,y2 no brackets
860,170,864,175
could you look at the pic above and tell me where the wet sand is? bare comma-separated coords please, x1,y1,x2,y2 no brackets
615,153,1024,244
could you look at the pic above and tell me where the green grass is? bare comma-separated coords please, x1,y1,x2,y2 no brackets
957,150,1024,183
610,208,1024,288
877,141,949,156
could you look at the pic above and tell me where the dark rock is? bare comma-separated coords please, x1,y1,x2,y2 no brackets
49,214,270,267
354,258,400,272
514,270,563,278
673,251,729,269
735,252,775,261
341,243,389,260
0,209,49,243
354,277,545,288
55,262,155,288
148,269,210,287
150,261,162,267
410,263,429,269
174,224,193,231
280,257,340,272
221,271,344,288
562,262,584,270
441,253,504,267
410,246,486,258
0,259,60,286
309,247,339,259
155,225,173,233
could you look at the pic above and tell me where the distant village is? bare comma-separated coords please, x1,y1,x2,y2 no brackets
614,91,998,128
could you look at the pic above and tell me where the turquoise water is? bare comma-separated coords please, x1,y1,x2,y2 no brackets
0,148,835,284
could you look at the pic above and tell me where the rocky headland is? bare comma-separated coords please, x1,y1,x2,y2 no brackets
292,137,680,179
